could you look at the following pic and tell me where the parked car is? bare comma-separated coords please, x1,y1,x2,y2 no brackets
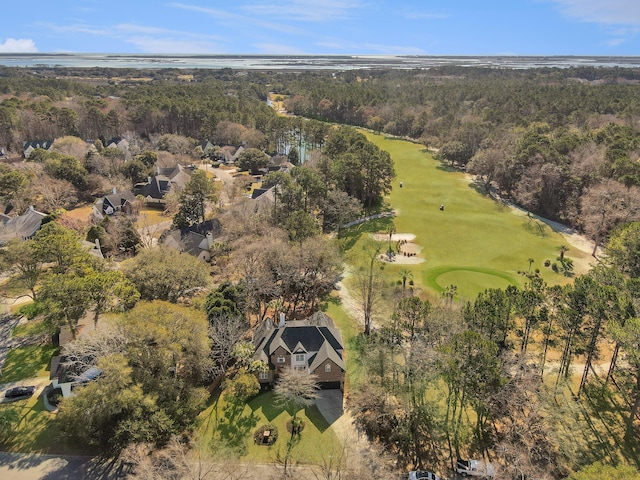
4,385,36,399
408,471,440,480
456,459,495,478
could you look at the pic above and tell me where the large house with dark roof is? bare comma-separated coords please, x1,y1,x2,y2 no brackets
23,140,53,159
252,312,345,390
134,164,191,202
93,189,137,220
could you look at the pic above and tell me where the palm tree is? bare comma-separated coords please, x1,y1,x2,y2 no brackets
398,268,413,296
558,245,569,262
527,258,535,273
442,284,457,307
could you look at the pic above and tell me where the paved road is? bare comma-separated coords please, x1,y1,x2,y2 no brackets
0,453,130,480
0,453,325,480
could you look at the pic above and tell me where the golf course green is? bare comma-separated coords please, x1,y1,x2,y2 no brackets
358,132,591,301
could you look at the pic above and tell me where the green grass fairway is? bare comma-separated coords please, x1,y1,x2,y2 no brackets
355,132,589,300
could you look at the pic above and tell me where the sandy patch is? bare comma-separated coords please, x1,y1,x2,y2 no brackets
371,233,416,242
371,232,425,264
381,255,425,265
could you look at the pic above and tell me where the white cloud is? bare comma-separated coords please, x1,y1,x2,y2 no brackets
168,2,304,34
549,0,640,25
241,0,362,22
0,38,38,53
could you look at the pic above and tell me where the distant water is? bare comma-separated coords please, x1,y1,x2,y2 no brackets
1,54,640,70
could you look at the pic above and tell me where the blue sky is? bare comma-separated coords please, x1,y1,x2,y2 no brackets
0,0,639,55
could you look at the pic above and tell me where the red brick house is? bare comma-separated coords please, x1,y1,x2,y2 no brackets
252,312,345,390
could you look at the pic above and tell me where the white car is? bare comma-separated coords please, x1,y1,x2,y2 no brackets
408,471,440,480
456,459,495,478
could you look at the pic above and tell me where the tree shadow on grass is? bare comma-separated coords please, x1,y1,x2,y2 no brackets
319,295,342,313
216,398,259,455
338,217,394,253
0,345,58,384
576,380,640,467
249,391,286,422
521,218,550,239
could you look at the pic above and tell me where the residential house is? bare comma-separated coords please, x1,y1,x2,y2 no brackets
225,145,244,164
49,355,102,398
198,140,218,159
133,164,191,202
267,154,294,173
252,312,345,390
104,137,130,152
0,206,47,246
93,189,137,220
23,140,53,159
250,186,275,214
160,219,222,261
82,239,104,259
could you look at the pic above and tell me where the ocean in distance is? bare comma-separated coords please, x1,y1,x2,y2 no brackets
0,54,640,70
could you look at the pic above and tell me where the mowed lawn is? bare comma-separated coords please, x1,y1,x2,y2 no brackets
359,132,590,300
197,390,339,464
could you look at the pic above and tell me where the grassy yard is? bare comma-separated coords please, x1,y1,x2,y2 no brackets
352,132,590,301
197,390,340,465
11,319,49,338
0,395,61,453
0,343,62,453
0,345,58,384
137,207,170,227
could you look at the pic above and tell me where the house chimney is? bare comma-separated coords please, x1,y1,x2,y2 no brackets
112,187,117,195
279,313,285,328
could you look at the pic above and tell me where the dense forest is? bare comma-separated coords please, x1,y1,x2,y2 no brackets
3,65,640,248
3,65,640,479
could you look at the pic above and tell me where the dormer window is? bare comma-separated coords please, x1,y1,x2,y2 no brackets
295,354,305,362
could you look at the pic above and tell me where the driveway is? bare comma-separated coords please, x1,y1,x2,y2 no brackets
0,314,20,376
315,389,344,425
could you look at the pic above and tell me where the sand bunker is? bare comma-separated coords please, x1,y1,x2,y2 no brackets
372,232,425,264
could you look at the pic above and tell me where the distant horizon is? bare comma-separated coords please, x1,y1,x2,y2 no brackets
2,53,640,58
1,1,639,56
1,53,639,71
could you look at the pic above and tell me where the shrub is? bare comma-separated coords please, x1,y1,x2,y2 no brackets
47,387,63,406
551,263,559,272
254,424,278,445
544,259,551,267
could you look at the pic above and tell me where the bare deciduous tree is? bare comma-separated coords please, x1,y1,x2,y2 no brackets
352,239,385,335
580,179,640,256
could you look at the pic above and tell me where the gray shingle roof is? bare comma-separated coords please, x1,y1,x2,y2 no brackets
0,207,46,246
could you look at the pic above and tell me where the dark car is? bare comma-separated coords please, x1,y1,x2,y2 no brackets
4,385,36,399
408,471,440,480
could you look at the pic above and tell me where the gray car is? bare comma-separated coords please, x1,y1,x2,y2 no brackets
408,471,441,480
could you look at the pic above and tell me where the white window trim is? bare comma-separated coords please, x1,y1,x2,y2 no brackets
259,371,269,380
325,363,332,373
277,356,285,363
295,353,305,363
